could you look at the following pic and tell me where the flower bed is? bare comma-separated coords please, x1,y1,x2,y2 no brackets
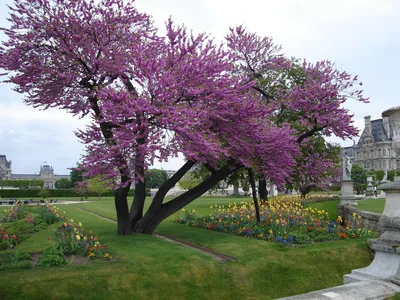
55,219,111,260
0,201,111,270
0,201,65,250
269,193,339,204
175,198,376,245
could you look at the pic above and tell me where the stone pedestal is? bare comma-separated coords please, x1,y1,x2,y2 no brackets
365,176,374,197
344,176,400,284
366,183,374,197
340,180,357,205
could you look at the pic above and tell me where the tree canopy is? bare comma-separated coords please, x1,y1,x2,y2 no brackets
87,176,110,199
0,179,44,189
55,178,73,189
144,169,168,189
351,165,367,190
0,0,367,234
70,166,85,186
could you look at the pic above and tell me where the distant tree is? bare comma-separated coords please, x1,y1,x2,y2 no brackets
0,179,44,188
289,138,342,198
374,170,385,182
241,180,250,195
38,188,50,199
385,170,400,181
178,179,200,190
74,181,89,200
70,166,85,186
29,180,44,188
178,172,200,191
55,178,73,189
87,176,110,199
351,164,367,191
388,170,396,182
144,169,168,189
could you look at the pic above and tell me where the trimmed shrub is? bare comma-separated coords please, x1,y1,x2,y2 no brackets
0,188,147,198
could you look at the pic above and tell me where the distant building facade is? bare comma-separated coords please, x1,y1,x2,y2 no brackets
165,170,177,178
12,165,70,189
0,155,12,180
0,155,70,189
343,107,400,172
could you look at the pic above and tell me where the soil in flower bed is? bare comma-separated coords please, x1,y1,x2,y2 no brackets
31,252,93,267
64,254,93,265
0,250,120,271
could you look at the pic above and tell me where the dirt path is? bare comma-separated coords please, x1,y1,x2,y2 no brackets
71,205,237,264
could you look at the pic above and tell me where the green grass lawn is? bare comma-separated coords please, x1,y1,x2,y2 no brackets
305,200,340,221
0,196,377,299
305,197,385,216
356,198,385,213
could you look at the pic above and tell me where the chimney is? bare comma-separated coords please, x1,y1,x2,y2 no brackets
364,116,372,136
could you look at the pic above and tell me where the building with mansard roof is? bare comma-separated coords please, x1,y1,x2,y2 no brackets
0,155,70,189
0,155,12,180
343,106,400,172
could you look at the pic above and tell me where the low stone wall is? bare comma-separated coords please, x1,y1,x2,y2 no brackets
278,279,400,300
338,204,383,234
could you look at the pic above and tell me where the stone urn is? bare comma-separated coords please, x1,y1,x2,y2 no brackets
382,106,400,155
344,176,400,283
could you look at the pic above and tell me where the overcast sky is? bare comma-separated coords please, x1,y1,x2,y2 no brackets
0,0,399,174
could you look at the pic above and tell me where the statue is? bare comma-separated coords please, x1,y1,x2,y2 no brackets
382,168,389,182
342,151,352,181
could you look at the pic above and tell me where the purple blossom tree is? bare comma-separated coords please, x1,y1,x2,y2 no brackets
226,27,368,200
0,0,298,234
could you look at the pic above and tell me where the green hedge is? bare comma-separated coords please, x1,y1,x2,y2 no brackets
0,188,150,198
0,179,44,188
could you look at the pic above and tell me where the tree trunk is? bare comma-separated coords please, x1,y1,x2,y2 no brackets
248,169,261,224
114,185,132,235
299,184,316,199
132,160,196,232
129,179,146,228
258,178,268,202
129,136,147,228
133,161,241,233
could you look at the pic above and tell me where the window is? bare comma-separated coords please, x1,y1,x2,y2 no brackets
379,160,383,169
371,150,374,158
